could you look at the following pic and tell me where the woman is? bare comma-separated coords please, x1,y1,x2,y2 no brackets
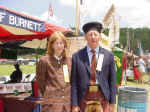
36,31,71,112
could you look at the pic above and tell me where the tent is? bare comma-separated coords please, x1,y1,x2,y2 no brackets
0,6,69,42
21,38,47,49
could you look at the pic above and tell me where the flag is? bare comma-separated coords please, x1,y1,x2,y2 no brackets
49,3,53,17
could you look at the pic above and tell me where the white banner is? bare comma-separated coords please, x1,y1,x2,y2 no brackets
0,83,32,94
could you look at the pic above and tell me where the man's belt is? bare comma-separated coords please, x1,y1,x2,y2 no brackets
79,85,104,112
89,85,99,92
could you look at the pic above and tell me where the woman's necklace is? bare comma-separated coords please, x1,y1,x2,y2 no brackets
54,55,62,64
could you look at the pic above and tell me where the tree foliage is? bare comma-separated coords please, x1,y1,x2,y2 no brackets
119,28,150,54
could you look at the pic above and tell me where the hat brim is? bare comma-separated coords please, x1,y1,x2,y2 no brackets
82,22,103,34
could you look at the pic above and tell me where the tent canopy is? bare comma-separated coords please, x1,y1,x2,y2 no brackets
0,6,69,42
21,38,47,49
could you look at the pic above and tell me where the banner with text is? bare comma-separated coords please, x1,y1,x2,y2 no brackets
0,8,45,32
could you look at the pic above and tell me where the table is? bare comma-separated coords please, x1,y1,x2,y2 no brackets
0,94,42,112
0,93,71,112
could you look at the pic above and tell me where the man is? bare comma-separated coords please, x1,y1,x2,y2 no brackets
10,62,22,83
71,21,116,112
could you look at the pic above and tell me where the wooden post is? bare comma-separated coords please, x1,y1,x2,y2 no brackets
75,0,79,36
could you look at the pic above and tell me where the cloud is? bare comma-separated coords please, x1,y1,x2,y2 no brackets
36,11,64,25
114,0,150,28
20,0,150,28
59,0,75,7
59,0,150,28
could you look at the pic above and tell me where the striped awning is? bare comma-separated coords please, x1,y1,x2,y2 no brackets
0,6,69,42
21,38,47,49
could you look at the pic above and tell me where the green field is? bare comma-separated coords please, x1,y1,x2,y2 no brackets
0,65,36,76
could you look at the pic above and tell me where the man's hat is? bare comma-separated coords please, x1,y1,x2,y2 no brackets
82,22,103,34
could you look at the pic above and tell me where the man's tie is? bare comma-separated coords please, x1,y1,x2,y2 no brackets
90,49,97,84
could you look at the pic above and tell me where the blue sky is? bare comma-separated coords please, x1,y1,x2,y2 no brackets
0,0,76,28
1,0,150,29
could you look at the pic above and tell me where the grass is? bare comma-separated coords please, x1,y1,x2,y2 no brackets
0,65,36,76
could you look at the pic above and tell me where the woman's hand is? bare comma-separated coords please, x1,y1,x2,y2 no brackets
72,106,80,112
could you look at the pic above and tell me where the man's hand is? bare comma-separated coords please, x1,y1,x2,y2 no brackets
109,104,116,112
72,106,80,112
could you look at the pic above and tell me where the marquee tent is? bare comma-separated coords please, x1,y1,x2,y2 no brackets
21,38,47,49
0,6,69,42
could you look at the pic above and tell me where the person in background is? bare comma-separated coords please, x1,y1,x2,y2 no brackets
9,62,22,83
36,31,72,112
145,55,150,84
137,56,146,84
71,21,116,112
133,56,140,82
0,46,2,58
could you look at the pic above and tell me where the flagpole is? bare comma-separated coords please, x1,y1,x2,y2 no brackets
112,12,115,48
75,0,79,36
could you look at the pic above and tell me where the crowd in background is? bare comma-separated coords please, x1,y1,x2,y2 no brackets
126,52,150,84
